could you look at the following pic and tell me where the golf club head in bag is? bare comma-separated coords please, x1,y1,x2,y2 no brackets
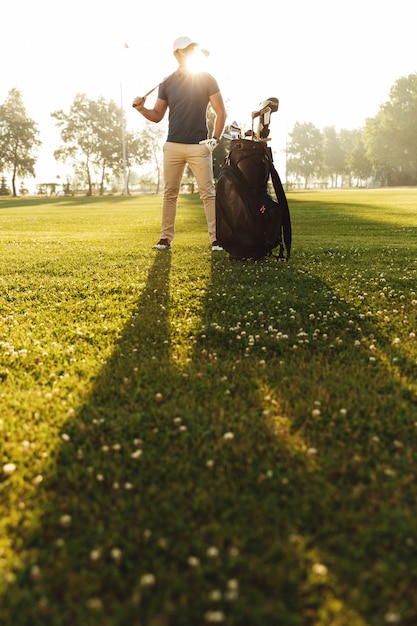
223,120,243,141
251,97,279,141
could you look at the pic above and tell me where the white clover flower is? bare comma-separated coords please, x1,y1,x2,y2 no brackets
312,562,328,576
223,432,234,440
384,612,401,624
30,565,41,581
61,433,70,442
131,449,143,459
3,463,16,476
59,514,72,528
87,598,103,611
110,548,122,561
339,408,347,417
206,546,219,558
140,573,156,587
187,556,200,568
205,611,225,623
90,549,101,561
208,589,222,601
206,459,214,469
311,409,321,418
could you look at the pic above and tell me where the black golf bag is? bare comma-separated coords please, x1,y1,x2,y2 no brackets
215,100,291,260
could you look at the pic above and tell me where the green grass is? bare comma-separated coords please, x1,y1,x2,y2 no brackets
1,189,417,625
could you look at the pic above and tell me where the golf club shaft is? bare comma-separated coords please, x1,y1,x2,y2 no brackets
143,84,158,98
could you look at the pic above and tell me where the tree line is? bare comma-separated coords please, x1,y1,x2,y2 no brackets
287,73,417,188
0,89,166,197
1,73,417,196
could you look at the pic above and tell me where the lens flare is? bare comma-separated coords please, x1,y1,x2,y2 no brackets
186,47,209,74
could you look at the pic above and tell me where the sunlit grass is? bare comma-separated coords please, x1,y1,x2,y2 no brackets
1,190,417,625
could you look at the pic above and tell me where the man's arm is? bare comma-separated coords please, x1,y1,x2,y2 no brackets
132,97,168,123
210,91,226,139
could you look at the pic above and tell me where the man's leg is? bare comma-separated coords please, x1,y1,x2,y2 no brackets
160,143,187,243
187,144,217,243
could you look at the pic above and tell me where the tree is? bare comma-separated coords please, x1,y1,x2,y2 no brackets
133,122,165,193
0,176,10,196
0,88,41,196
364,73,417,185
52,94,128,196
286,122,323,187
344,128,373,185
322,126,345,187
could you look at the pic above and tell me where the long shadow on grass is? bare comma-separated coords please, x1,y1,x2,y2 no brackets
2,251,417,625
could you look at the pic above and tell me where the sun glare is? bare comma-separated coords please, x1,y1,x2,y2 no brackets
186,47,209,74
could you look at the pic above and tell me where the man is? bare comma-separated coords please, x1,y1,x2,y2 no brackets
133,36,226,251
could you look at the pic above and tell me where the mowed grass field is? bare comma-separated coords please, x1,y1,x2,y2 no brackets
1,188,417,626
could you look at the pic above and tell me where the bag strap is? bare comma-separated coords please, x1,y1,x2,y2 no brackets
264,146,292,259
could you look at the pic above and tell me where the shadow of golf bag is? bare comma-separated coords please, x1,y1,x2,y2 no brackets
215,105,291,261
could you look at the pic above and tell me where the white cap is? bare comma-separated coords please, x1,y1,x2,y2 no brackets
173,36,198,52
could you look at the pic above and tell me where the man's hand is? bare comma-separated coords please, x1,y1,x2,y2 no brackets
199,138,219,153
132,96,146,110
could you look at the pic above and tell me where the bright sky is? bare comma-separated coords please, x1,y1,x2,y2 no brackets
1,0,415,184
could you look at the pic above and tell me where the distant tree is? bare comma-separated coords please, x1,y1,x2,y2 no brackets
0,176,11,196
344,128,373,185
322,126,345,187
287,122,323,187
338,129,355,186
134,122,165,193
364,73,417,185
52,93,130,196
0,88,41,196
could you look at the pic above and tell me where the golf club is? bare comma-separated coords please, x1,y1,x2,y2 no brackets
132,77,168,107
251,97,279,141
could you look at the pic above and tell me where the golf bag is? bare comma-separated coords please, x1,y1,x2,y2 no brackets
215,101,291,260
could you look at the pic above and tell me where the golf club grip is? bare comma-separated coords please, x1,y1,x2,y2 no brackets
132,86,156,108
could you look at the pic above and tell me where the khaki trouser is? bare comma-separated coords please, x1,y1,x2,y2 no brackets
160,142,216,243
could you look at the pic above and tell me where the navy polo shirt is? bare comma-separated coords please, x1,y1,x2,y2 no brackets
158,70,220,144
